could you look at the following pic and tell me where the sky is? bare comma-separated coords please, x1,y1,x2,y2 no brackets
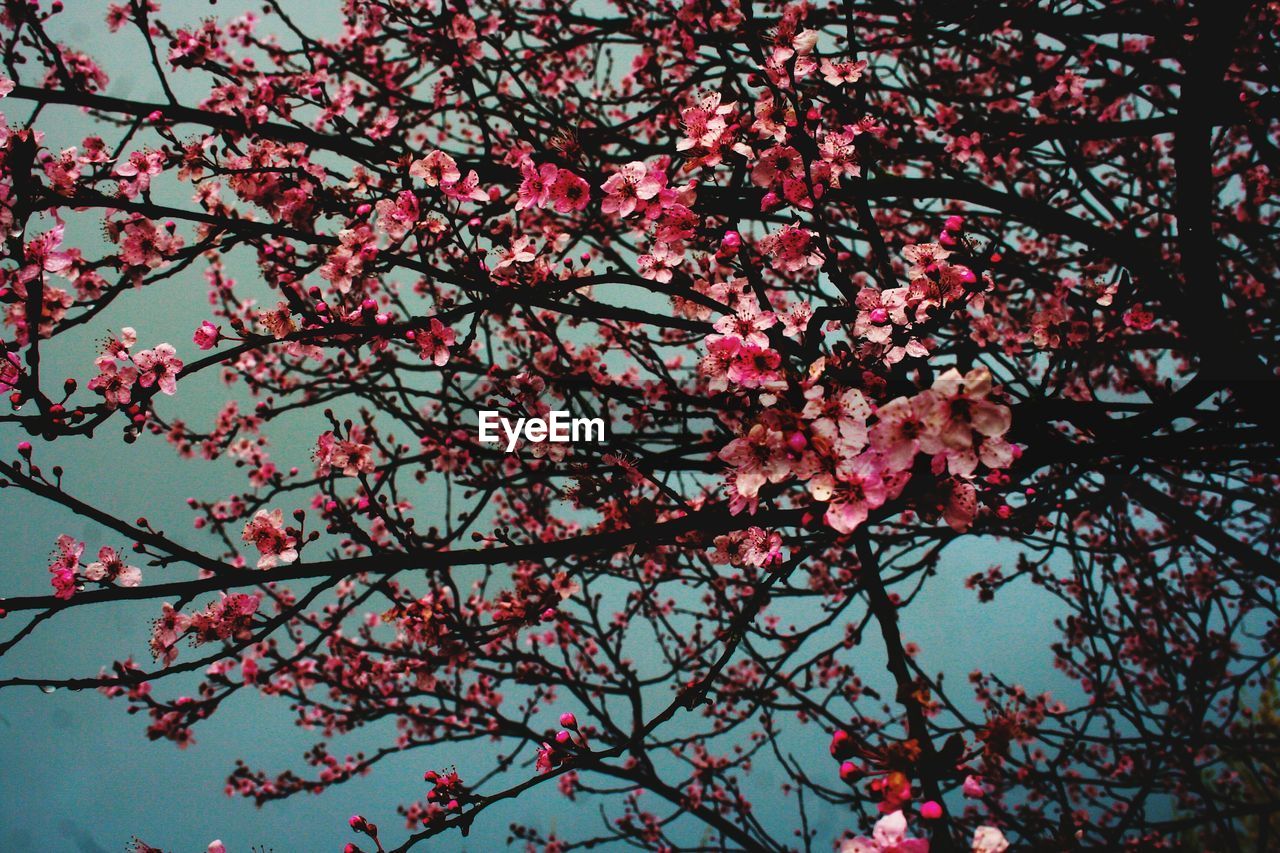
0,4,1076,851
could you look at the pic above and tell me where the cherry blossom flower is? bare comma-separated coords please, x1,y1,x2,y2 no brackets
719,423,790,499
48,534,84,600
840,810,928,853
517,159,558,210
494,235,537,270
0,348,22,392
149,602,190,665
803,385,871,454
810,454,888,534
241,509,298,569
83,546,142,587
970,826,1009,853
87,355,138,408
751,144,804,187
409,150,461,187
822,58,869,86
375,190,420,240
600,162,663,217
678,92,736,153
133,343,183,395
758,224,824,273
315,431,376,477
258,302,297,340
869,393,936,472
412,318,456,366
115,150,165,198
193,320,221,350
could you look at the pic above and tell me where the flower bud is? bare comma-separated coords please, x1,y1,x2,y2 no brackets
559,712,578,729
921,800,943,819
830,729,855,760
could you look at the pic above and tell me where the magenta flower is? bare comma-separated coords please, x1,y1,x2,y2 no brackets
133,343,183,395
193,320,221,350
241,509,298,569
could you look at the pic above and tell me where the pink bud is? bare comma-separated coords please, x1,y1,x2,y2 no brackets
17,441,31,457
760,191,780,211
356,203,372,216
921,800,943,819
555,729,572,744
939,231,958,248
869,307,889,325
559,712,578,729
839,760,860,783
944,215,964,232
956,266,978,286
541,607,557,621
830,729,855,760
787,431,807,454
721,230,742,251
349,815,368,832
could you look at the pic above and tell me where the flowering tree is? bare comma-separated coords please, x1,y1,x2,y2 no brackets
1,0,1278,850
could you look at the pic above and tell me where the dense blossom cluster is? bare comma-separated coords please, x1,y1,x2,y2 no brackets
0,0,1277,851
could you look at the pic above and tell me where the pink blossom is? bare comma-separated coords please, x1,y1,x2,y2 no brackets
678,92,735,153
970,826,1008,853
48,534,85,600
712,299,776,348
83,546,142,587
751,145,803,187
940,478,978,532
962,775,985,798
375,190,420,240
821,58,868,86
115,150,165,198
193,320,221,350
258,302,296,340
409,150,461,187
315,430,376,477
869,393,935,472
548,169,591,213
802,385,871,454
442,169,489,203
758,224,824,273
494,235,537,270
600,162,663,218
517,159,558,210
810,454,887,534
87,355,138,408
0,349,22,392
840,810,929,853
150,602,190,665
413,318,456,366
241,509,298,569
719,424,790,499
133,343,183,395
